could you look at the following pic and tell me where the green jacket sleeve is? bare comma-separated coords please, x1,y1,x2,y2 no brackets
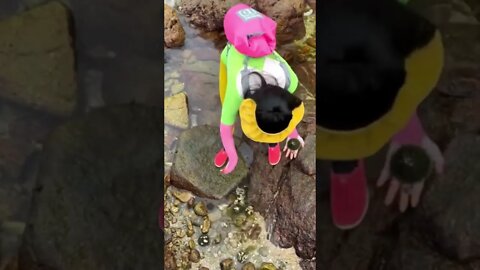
220,45,243,126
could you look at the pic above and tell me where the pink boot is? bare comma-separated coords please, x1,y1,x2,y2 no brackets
330,160,369,230
268,143,281,165
214,149,229,168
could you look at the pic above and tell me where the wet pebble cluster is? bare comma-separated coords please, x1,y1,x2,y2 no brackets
164,185,300,270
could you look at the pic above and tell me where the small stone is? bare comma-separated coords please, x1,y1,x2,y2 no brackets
189,249,201,263
258,247,269,257
170,205,179,213
176,229,186,238
189,239,196,249
306,37,316,48
232,205,245,214
247,224,262,240
191,216,204,227
227,194,237,205
198,234,210,246
259,263,277,270
213,233,222,245
165,232,172,244
173,191,193,203
187,229,194,237
220,258,234,270
187,197,195,207
171,217,177,224
194,202,208,216
242,262,256,270
233,214,247,227
201,218,211,234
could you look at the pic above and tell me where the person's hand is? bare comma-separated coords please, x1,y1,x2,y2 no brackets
283,135,305,159
377,118,444,212
221,152,238,174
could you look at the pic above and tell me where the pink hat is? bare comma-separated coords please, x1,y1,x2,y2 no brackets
223,3,277,58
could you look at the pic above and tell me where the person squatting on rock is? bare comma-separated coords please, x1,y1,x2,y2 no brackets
214,4,306,174
316,0,445,229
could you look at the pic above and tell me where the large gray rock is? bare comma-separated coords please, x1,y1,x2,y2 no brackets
414,134,480,261
0,2,76,117
170,125,248,199
18,105,163,270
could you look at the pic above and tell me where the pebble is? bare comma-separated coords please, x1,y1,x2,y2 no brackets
198,234,210,246
258,247,269,257
242,262,256,270
194,202,208,216
199,267,210,270
189,239,196,249
189,249,201,263
233,214,247,227
187,197,195,207
201,217,211,234
173,191,193,203
260,262,277,270
220,258,234,270
247,224,262,240
191,216,204,227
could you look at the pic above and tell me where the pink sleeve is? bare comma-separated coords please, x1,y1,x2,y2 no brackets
392,112,425,145
220,123,237,158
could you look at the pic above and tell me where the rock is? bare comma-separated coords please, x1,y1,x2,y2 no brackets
294,135,315,175
173,190,193,203
189,249,201,263
179,0,305,43
259,262,277,270
170,125,248,199
194,201,208,216
164,5,185,48
256,0,306,43
242,262,256,270
414,134,480,261
18,105,163,270
220,258,234,270
179,0,255,32
248,143,316,263
0,2,76,116
164,92,189,129
386,231,464,270
165,248,177,270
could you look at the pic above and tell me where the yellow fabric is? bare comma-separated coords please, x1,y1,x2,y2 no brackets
239,99,305,143
316,30,444,160
219,60,227,105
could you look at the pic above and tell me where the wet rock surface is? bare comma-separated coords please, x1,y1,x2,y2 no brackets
164,4,185,48
415,135,480,261
0,1,76,117
18,105,163,270
178,0,306,43
170,125,248,199
248,133,316,269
